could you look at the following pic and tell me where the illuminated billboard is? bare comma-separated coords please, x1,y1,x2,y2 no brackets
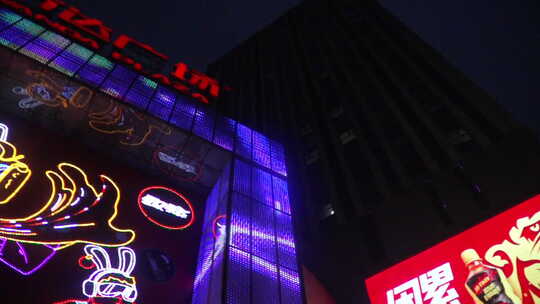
365,195,540,304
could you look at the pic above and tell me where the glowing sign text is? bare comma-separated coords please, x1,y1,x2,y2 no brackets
141,194,191,219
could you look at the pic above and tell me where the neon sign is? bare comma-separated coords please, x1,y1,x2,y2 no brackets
0,0,228,103
137,186,195,230
55,245,138,304
141,194,191,219
13,71,171,146
0,123,136,277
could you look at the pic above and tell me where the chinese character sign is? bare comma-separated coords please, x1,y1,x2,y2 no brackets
366,195,540,304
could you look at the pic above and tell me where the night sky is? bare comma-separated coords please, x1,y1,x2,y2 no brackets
68,0,540,133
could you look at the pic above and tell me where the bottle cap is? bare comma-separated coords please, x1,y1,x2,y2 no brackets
461,249,481,265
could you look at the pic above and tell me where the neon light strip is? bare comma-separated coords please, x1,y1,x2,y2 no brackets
53,223,95,230
50,193,65,212
70,197,81,206
15,241,28,264
0,123,8,141
0,227,32,233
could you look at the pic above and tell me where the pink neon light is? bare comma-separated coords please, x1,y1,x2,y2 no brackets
15,241,28,264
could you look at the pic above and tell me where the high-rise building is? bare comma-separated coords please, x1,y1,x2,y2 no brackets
0,1,304,304
207,0,540,302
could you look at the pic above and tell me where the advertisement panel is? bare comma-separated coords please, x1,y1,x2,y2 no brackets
365,195,540,304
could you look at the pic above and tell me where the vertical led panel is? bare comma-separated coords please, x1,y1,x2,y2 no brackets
124,76,157,110
230,193,251,252
251,202,277,263
253,131,271,169
214,116,236,151
233,159,251,196
193,165,228,304
169,94,197,131
100,64,137,99
19,30,70,64
75,54,114,87
148,86,176,121
275,211,297,271
279,268,302,304
271,140,287,176
49,42,94,76
252,167,273,207
235,123,252,160
0,18,44,50
193,226,214,304
0,9,22,32
272,176,291,214
192,107,215,142
226,248,251,304
252,255,279,304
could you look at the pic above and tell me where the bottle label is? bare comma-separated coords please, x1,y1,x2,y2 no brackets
467,269,513,304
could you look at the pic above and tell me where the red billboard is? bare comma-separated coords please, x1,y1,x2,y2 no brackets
365,195,540,304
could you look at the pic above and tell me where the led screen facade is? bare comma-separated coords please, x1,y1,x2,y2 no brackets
0,6,303,304
365,195,540,304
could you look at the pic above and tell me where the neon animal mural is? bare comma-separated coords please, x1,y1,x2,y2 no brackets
13,70,92,109
54,245,138,304
12,70,170,146
88,99,171,146
0,123,135,275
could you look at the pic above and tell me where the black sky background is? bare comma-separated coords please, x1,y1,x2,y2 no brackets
67,0,540,133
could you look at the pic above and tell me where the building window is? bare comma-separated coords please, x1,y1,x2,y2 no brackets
330,106,344,119
305,149,320,165
339,129,357,144
448,129,472,145
322,204,335,219
300,124,313,136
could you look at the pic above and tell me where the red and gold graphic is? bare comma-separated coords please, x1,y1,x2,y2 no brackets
366,195,540,304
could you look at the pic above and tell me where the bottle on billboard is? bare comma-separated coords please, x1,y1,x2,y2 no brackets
461,249,521,304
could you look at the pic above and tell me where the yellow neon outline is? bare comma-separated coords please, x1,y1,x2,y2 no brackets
0,140,32,205
54,223,95,229
89,105,171,147
0,168,60,221
0,162,136,250
0,231,37,236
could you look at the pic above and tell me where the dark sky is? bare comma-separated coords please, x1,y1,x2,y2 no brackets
379,0,540,133
67,0,540,133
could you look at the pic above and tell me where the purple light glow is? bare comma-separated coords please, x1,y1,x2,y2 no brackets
253,131,271,169
0,18,45,50
0,239,57,276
